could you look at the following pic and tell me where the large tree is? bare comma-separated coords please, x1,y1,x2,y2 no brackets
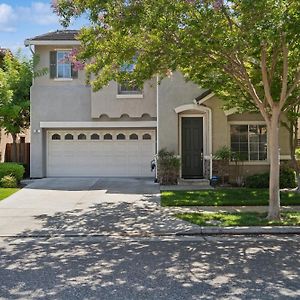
53,0,300,220
0,52,32,162
282,104,300,191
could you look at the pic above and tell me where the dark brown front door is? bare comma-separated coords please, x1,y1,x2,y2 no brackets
181,117,203,179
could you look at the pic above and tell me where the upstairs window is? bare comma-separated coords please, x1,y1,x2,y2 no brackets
50,50,78,79
118,63,142,95
118,83,142,95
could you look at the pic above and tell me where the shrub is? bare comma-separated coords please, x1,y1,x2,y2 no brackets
296,148,300,160
0,163,25,182
214,146,232,161
245,166,296,189
280,166,296,188
245,173,269,188
0,175,18,188
157,149,180,185
214,146,232,184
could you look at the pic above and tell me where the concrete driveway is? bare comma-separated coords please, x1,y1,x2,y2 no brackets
0,177,198,237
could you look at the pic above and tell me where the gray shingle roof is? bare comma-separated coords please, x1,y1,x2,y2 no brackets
29,30,79,41
195,89,212,102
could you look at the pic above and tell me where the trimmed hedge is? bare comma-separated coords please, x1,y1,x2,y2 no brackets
0,163,25,183
245,166,296,189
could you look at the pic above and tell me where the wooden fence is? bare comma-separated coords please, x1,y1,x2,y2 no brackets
4,143,30,176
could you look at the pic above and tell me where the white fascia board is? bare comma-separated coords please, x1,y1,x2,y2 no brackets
25,40,80,46
195,93,215,105
224,108,239,116
40,121,157,128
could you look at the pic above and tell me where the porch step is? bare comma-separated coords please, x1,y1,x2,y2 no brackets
178,179,210,186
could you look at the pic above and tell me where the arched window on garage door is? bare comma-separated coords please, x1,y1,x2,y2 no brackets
104,133,113,140
78,133,87,140
91,133,100,140
65,133,74,140
51,133,61,140
117,133,126,140
129,133,138,140
142,133,151,140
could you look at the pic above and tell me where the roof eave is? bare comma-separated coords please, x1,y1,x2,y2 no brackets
24,40,80,46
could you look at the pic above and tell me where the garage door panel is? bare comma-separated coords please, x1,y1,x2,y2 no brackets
47,130,156,177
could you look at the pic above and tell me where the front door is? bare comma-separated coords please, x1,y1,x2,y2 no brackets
181,117,203,178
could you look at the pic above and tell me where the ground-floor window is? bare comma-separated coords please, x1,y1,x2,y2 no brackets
230,124,267,161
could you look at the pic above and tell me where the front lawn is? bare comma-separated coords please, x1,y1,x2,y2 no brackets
0,188,19,201
161,189,300,206
177,212,300,227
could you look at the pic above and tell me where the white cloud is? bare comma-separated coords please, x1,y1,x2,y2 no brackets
0,4,17,32
17,2,59,26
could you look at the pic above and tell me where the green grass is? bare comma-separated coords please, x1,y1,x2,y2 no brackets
0,188,19,201
177,212,300,227
161,189,300,207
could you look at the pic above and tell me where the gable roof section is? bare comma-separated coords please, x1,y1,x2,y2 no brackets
25,30,80,46
194,89,214,105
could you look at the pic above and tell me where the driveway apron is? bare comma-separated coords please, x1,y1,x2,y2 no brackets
0,177,199,237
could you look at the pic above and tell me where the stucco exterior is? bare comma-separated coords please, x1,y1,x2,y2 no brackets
157,72,204,153
28,31,291,180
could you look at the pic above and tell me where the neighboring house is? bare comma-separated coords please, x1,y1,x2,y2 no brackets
25,30,290,180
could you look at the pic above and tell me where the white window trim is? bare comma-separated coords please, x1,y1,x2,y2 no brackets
54,78,73,81
57,50,72,79
228,121,268,164
116,94,143,99
40,121,157,128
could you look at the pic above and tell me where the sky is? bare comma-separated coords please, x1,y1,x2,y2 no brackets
0,0,88,54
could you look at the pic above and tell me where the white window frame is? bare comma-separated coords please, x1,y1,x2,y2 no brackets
228,121,268,165
56,50,72,79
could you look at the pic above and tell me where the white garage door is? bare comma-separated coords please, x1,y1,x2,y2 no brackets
47,129,156,177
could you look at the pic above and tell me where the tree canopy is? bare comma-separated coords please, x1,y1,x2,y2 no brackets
0,52,32,138
54,0,300,220
54,0,300,112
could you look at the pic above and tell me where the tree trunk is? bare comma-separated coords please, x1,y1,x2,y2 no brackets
267,111,281,221
11,134,17,163
289,111,300,192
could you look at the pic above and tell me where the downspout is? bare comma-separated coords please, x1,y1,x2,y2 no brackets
155,75,159,181
194,101,213,179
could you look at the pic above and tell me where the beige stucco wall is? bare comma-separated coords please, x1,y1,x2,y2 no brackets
157,74,291,179
31,44,157,177
91,79,157,118
34,45,86,86
157,72,204,153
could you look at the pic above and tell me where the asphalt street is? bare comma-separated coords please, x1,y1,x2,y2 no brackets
1,235,299,300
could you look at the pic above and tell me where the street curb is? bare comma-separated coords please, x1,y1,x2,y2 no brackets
177,226,300,235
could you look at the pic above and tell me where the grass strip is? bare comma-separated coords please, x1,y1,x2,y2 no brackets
176,211,300,227
162,189,300,206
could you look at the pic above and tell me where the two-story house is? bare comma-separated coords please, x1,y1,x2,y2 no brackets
25,30,290,180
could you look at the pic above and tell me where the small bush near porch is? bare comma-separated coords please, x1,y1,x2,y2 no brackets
161,189,300,207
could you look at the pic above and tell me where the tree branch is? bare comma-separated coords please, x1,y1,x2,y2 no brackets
261,43,274,107
280,34,288,108
285,68,300,101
